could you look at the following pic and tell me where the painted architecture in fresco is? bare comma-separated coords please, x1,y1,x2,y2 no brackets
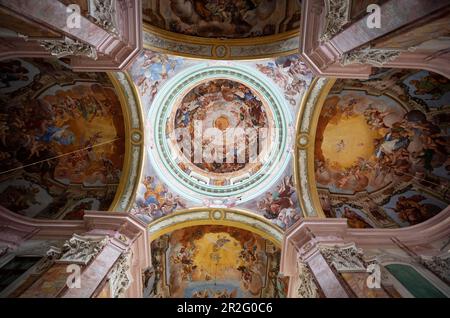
0,58,125,220
315,69,449,228
143,225,287,298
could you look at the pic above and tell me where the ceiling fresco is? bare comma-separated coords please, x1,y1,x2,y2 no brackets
1,1,450,302
143,0,302,39
0,58,125,219
173,79,269,175
128,50,313,230
143,225,287,298
315,69,450,228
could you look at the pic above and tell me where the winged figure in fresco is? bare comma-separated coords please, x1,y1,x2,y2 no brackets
409,73,450,100
212,235,231,252
257,176,295,220
256,55,311,106
135,51,181,99
168,0,277,37
392,195,440,225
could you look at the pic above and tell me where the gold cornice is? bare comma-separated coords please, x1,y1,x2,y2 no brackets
144,43,300,61
144,23,300,45
107,72,145,212
107,72,131,211
143,23,300,60
147,208,284,247
293,77,337,218
294,77,318,217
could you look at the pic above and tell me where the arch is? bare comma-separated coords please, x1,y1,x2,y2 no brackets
145,208,286,298
107,73,145,212
293,77,336,218
147,208,284,247
142,0,302,61
143,25,300,60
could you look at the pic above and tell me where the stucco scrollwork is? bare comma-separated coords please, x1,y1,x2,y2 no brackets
320,0,351,42
40,37,98,60
421,253,450,284
319,244,366,272
340,46,402,66
109,251,133,298
57,234,108,265
296,260,320,298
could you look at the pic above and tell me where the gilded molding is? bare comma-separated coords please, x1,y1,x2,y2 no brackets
293,77,336,217
107,72,145,212
39,37,98,60
147,208,284,246
340,47,402,66
143,24,300,60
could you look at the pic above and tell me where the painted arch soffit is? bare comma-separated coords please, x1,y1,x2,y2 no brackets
142,0,302,60
143,25,300,60
147,208,284,247
294,77,336,219
144,213,287,298
108,72,145,212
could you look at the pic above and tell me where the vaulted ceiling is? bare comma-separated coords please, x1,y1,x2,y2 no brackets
143,0,302,39
0,58,125,219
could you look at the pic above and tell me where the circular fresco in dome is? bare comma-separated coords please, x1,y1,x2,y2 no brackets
148,64,292,204
172,79,270,175
143,0,302,39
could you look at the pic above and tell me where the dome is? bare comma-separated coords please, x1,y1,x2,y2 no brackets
147,64,292,204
